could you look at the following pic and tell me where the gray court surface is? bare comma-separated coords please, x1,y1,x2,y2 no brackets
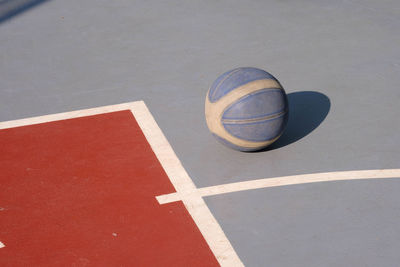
1,0,400,266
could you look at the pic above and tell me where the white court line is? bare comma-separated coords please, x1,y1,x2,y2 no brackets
156,169,400,204
0,241,5,248
132,102,243,266
0,102,137,129
0,101,243,267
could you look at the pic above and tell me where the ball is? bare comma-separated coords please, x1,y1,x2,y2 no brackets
205,67,289,151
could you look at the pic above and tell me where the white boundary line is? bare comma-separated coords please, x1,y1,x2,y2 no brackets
156,169,400,204
0,241,5,248
131,102,244,266
0,102,136,129
0,101,244,267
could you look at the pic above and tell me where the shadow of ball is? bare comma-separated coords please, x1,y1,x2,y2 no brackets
266,91,331,151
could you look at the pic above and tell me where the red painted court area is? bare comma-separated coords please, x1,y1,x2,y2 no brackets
0,110,218,266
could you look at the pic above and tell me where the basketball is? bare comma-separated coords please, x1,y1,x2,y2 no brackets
205,67,289,151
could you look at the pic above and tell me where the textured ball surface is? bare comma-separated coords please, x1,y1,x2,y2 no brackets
205,67,288,151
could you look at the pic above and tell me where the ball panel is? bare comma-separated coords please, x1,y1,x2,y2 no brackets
222,113,288,142
208,68,239,102
208,67,276,103
205,67,288,151
206,85,286,150
222,89,287,120
211,133,265,152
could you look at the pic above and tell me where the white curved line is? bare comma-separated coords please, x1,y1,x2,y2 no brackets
156,169,400,204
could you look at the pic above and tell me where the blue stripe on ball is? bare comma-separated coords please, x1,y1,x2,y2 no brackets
222,112,288,142
208,67,277,102
222,89,287,120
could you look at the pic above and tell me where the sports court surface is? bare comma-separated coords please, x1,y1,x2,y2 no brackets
1,1,400,266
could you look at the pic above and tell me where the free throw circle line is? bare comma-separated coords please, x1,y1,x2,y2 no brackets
156,169,400,204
